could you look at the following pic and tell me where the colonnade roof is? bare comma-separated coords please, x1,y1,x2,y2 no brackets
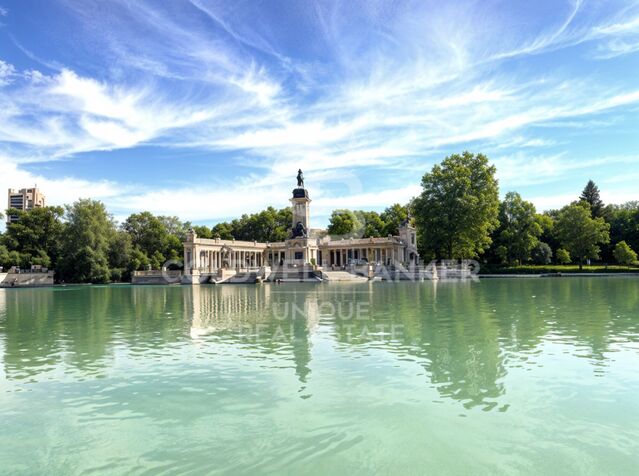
187,238,270,249
320,236,403,247
186,235,406,250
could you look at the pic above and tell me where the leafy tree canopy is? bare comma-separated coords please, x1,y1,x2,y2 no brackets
554,201,610,269
556,248,571,265
380,204,410,236
495,192,542,265
212,207,292,242
327,209,363,237
531,242,553,265
1,206,65,269
326,205,412,239
122,211,185,269
413,151,500,259
59,199,115,283
604,202,639,257
613,241,637,265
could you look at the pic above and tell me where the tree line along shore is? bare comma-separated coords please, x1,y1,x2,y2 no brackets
1,151,637,283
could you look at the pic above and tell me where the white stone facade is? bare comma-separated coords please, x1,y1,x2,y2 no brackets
182,185,419,277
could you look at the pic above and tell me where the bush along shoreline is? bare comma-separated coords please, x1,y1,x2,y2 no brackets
478,264,639,275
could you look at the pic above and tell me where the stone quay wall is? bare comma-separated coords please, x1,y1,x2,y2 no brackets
0,271,55,287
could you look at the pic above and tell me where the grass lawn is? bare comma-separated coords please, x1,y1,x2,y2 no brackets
478,264,639,274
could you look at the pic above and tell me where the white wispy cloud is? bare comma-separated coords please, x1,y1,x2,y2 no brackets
0,60,15,85
0,67,219,156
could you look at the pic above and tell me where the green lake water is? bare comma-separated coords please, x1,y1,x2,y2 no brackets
1,278,638,475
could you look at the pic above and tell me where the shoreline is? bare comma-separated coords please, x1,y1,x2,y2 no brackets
479,272,639,278
2,272,639,289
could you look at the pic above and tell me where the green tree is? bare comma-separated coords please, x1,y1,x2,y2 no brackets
122,211,184,267
604,202,639,260
164,234,183,261
555,202,610,269
613,241,637,266
129,248,150,272
59,199,115,283
361,211,386,238
327,209,363,237
381,204,409,236
556,248,571,264
149,250,166,269
158,216,190,240
325,209,390,238
494,192,543,264
210,207,292,242
535,213,556,250
211,222,234,240
531,242,553,265
108,230,133,280
0,244,11,269
413,151,500,259
244,207,290,242
123,212,169,259
191,225,212,239
579,180,604,218
1,206,65,268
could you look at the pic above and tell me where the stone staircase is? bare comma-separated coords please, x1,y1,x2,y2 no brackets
214,266,272,284
320,270,369,282
267,267,321,282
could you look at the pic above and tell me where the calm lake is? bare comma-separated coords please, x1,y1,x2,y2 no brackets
1,278,638,475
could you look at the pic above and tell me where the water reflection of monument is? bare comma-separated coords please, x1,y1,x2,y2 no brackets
187,285,319,384
0,280,636,410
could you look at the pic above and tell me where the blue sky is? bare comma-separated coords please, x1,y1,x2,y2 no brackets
0,0,638,229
